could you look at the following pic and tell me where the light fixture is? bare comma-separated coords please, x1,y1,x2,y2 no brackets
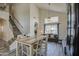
47,3,51,19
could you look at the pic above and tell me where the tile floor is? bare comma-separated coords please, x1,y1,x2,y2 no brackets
47,42,64,56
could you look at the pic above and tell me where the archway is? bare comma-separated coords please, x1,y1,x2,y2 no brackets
0,18,8,53
0,18,6,40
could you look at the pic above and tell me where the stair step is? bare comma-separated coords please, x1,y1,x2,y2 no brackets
8,38,16,45
0,40,9,56
9,17,21,38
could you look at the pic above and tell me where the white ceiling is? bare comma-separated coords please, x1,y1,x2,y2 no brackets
35,3,67,13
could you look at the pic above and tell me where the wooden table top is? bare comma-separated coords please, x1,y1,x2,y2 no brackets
16,35,46,45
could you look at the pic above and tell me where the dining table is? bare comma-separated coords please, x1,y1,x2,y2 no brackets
16,35,47,56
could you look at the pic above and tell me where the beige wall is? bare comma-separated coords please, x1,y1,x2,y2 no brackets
39,9,67,40
12,4,30,35
30,4,39,37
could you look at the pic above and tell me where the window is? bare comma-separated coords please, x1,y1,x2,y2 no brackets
44,16,59,35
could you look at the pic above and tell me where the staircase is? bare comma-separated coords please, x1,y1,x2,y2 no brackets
0,16,22,55
0,39,9,56
8,16,22,45
0,10,22,55
9,16,21,37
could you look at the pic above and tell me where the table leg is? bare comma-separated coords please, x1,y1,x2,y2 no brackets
29,45,33,56
16,41,18,56
21,44,23,56
45,43,47,56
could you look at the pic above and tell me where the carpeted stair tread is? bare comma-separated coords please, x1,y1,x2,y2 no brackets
0,39,9,54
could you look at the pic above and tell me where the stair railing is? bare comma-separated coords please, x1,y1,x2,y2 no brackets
11,14,23,29
10,13,25,34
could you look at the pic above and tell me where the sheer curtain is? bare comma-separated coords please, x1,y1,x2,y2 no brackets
44,16,59,35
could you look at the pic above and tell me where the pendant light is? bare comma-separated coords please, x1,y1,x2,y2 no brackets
47,3,51,19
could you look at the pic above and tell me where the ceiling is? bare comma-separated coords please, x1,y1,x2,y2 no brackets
36,3,67,13
0,3,67,13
